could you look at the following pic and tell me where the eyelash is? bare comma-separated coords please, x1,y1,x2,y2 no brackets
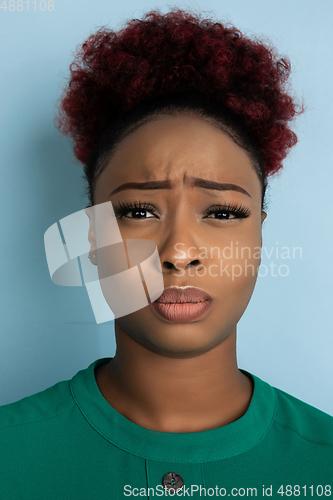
112,199,251,221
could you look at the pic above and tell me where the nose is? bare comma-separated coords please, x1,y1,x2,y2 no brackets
163,257,202,273
159,230,206,275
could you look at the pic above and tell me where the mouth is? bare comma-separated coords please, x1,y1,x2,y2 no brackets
150,300,212,323
151,286,213,323
153,286,212,304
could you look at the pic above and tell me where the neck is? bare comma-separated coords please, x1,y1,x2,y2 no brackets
95,323,253,433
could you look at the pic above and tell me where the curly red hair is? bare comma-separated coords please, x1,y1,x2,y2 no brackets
55,7,303,176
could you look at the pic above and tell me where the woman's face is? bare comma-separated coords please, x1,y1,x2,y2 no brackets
92,114,267,357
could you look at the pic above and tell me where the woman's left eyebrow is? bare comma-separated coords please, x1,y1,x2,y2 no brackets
109,177,251,197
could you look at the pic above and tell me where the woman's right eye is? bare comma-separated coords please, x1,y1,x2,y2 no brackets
122,208,155,219
113,201,156,220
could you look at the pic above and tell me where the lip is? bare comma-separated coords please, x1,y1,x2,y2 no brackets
150,286,213,323
153,286,212,304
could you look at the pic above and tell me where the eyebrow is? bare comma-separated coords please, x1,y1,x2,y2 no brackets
109,177,251,197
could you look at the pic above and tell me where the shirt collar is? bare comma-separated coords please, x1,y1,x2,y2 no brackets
70,357,277,463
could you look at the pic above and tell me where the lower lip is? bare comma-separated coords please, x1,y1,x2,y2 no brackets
150,300,212,323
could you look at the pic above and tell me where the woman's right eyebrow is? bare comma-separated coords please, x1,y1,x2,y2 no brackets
109,177,251,197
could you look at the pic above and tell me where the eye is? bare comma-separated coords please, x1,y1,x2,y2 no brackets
112,200,156,220
112,200,251,221
204,203,251,220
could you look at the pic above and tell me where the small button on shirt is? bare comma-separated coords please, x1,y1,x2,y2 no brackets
162,472,184,492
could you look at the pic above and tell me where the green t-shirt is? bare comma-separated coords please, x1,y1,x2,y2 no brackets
0,357,332,499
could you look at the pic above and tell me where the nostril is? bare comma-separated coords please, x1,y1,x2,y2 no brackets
186,260,200,267
164,262,175,269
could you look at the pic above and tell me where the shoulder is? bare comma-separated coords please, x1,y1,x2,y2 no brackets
0,377,75,430
272,384,333,449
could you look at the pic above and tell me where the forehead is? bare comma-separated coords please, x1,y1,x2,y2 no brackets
95,115,261,201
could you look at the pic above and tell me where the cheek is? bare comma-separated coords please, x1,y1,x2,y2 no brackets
232,231,261,298
207,222,262,297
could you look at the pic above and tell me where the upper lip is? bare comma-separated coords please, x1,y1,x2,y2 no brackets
154,286,212,304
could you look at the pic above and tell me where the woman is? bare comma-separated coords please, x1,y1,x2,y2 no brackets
1,8,332,499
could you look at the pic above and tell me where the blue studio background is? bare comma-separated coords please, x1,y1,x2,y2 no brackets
1,0,332,414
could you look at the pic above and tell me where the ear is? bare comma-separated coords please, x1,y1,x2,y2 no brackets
260,210,267,247
84,205,97,265
261,210,267,225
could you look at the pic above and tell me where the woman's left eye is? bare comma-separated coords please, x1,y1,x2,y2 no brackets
206,210,236,220
204,203,251,220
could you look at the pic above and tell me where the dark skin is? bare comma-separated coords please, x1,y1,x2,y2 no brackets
87,113,267,433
